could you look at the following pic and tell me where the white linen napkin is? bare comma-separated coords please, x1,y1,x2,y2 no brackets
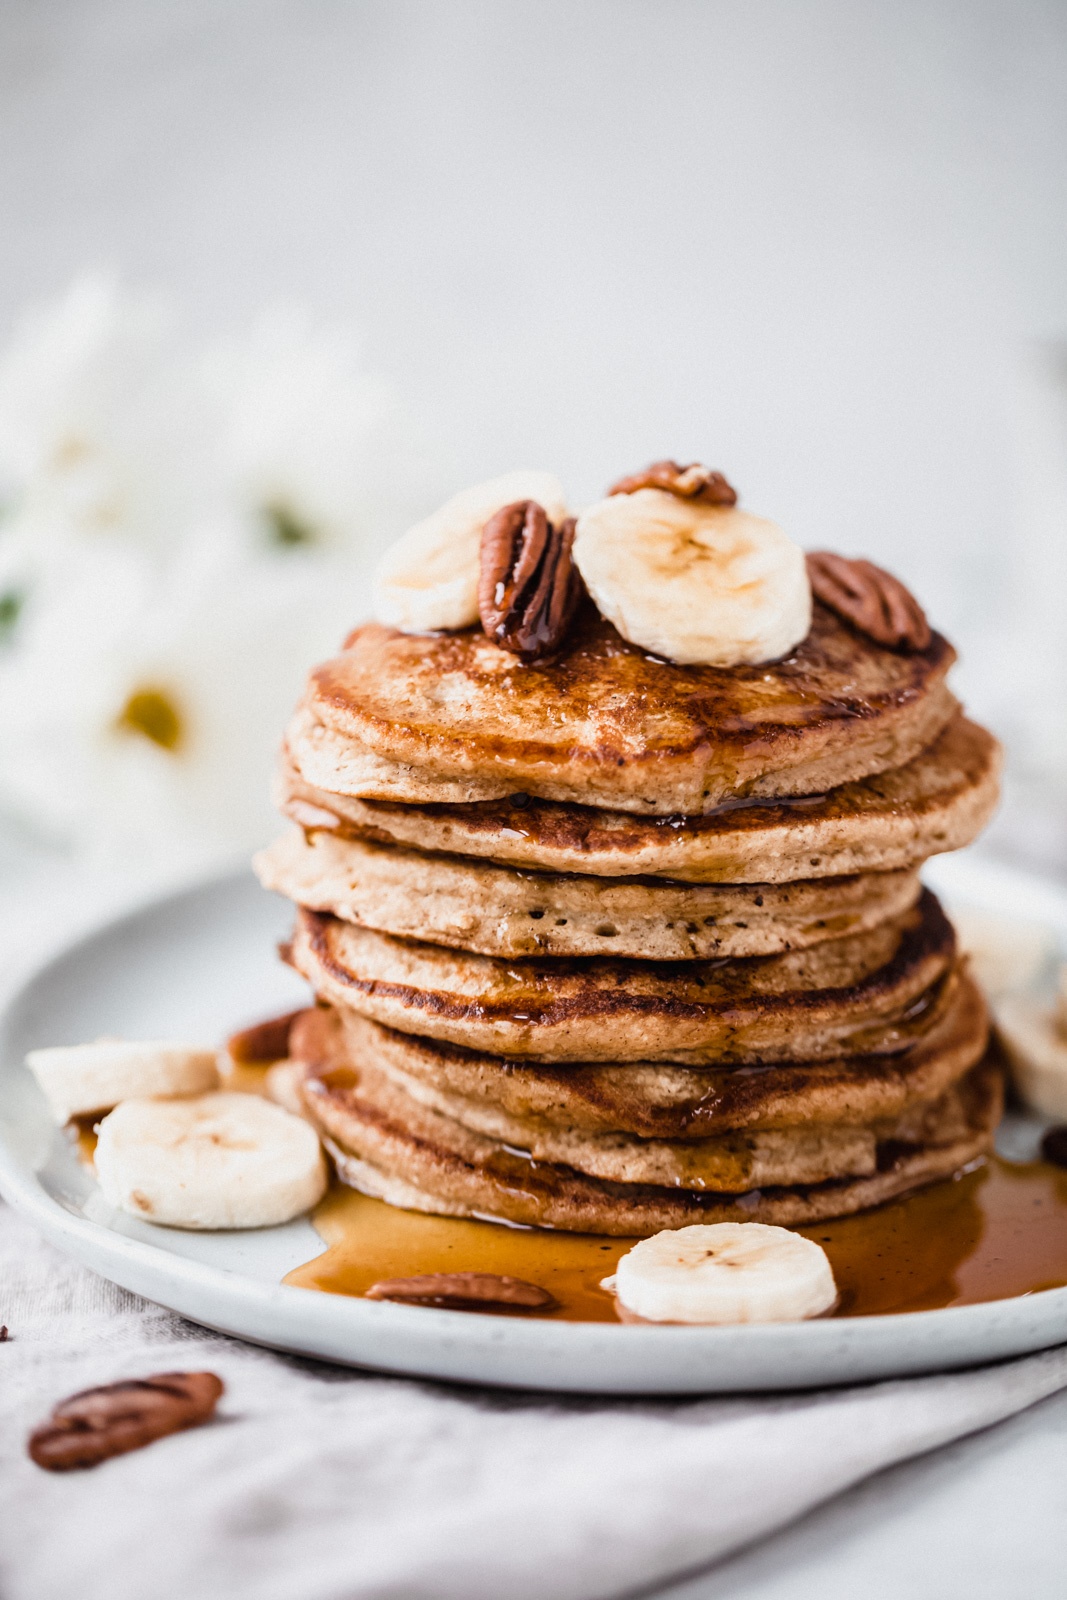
2,1201,1066,1600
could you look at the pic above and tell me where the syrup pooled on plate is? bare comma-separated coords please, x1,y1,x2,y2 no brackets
70,1016,1067,1321
285,1154,1067,1321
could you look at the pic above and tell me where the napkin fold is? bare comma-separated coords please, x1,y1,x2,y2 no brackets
2,1200,1066,1600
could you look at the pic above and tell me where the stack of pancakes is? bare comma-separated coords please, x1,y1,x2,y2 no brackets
257,601,1003,1234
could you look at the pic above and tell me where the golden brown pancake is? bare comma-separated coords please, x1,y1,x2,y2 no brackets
297,1019,1003,1233
312,1052,988,1192
256,827,921,960
292,977,987,1193
295,604,958,815
278,714,1000,885
320,965,986,1138
288,889,955,1064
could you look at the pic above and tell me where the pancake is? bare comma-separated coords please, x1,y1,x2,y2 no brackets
295,604,958,815
278,714,1001,885
321,965,986,1138
288,889,955,1065
298,1026,1003,1233
256,828,921,960
309,1046,987,1193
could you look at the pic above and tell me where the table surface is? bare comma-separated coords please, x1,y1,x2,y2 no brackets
661,1387,1067,1599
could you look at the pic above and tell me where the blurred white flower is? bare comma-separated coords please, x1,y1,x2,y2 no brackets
0,540,368,865
0,274,211,565
200,307,433,564
0,276,438,868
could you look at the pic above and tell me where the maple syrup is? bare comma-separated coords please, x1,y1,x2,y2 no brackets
69,1117,99,1168
284,1155,1067,1321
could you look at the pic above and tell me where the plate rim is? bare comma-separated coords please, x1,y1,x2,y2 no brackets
2,859,1067,1395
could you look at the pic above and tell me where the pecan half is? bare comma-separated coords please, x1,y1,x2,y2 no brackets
1041,1126,1067,1168
608,460,737,506
478,500,581,660
806,551,931,652
28,1371,224,1471
226,1008,307,1064
365,1272,557,1312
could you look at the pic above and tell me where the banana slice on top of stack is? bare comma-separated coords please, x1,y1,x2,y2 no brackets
373,461,811,668
372,471,570,634
572,491,811,666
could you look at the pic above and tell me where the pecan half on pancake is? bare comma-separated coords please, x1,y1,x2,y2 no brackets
478,499,582,660
806,551,931,652
608,459,737,506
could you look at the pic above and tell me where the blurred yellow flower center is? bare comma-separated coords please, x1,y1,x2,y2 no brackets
117,687,184,752
51,433,93,470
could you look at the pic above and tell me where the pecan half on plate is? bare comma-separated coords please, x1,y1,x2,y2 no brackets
806,551,931,652
608,460,737,506
478,500,582,660
365,1271,557,1312
226,1008,307,1064
28,1371,224,1471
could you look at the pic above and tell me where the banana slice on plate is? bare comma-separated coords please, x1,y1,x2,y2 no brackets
94,1092,327,1230
25,1040,220,1124
373,472,569,633
603,1222,837,1324
996,982,1067,1121
572,489,811,666
951,908,1056,1000
264,1059,310,1120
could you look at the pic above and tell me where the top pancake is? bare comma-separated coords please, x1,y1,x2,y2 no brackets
296,603,957,815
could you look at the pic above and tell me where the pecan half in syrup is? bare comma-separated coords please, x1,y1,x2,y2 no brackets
478,500,582,660
365,1272,557,1312
28,1371,224,1471
806,551,931,652
608,460,737,506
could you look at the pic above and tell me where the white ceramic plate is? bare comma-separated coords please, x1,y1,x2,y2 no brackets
1,859,1066,1395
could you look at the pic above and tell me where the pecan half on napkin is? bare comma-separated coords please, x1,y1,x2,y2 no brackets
28,1372,224,1471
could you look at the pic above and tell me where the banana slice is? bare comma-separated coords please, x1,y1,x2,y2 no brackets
264,1059,310,1120
93,1092,327,1229
373,472,569,633
572,489,811,666
996,993,1067,1121
25,1040,220,1124
951,908,1055,1000
603,1222,837,1324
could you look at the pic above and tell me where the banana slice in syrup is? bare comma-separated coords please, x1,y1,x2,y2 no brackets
604,1222,837,1324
